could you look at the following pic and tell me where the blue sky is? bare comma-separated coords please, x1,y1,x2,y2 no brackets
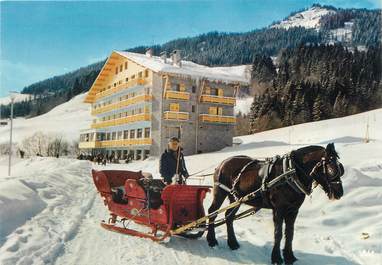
0,0,380,97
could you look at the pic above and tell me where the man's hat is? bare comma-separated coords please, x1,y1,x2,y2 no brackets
169,137,180,143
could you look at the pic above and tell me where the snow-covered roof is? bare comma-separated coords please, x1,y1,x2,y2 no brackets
115,51,251,84
271,6,335,30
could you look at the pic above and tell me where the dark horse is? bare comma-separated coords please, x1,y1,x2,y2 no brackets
206,143,344,265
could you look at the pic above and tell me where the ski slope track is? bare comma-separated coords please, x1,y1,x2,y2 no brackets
0,108,381,265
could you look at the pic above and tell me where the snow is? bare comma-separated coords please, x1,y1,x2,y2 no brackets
0,108,381,265
0,94,33,106
234,97,253,115
272,6,335,30
115,51,251,84
0,93,92,145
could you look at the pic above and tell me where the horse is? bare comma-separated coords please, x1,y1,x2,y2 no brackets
206,143,344,265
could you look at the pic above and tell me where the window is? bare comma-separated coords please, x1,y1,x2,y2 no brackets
119,65,123,72
112,132,116,140
115,67,118,74
192,105,195,113
137,128,143,138
175,84,180,91
125,62,128,69
218,107,223,115
211,88,219,96
131,74,135,79
126,77,129,83
130,129,135,139
118,131,123,140
114,83,116,87
192,85,196,93
165,126,181,139
124,130,129,139
170,103,180,112
144,128,150,138
106,132,111,141
144,69,149,78
138,72,142,78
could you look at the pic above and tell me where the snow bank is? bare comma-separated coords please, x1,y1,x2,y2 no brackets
0,180,46,239
0,157,94,265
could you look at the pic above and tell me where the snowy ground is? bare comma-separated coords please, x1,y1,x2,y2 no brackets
0,108,381,265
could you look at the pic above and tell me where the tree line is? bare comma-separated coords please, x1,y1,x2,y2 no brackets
249,43,382,132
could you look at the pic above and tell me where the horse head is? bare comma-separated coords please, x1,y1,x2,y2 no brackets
309,143,344,200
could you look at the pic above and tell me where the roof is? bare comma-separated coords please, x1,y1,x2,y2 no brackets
84,50,251,103
115,51,251,85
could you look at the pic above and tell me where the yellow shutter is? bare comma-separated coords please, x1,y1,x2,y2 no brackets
205,86,211,95
218,88,224,96
180,83,186,92
170,103,179,112
209,107,217,115
218,107,223,115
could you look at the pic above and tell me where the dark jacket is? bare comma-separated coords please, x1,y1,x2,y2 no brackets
159,148,189,184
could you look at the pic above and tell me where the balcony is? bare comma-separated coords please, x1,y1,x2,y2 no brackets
79,138,152,149
91,112,151,129
91,94,152,115
95,78,147,100
163,111,189,121
200,95,236,105
199,114,236,124
164,90,190,101
78,141,101,149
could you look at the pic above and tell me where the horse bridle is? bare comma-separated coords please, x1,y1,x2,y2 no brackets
309,156,344,195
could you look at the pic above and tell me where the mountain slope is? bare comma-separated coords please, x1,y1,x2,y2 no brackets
272,5,336,29
0,93,91,145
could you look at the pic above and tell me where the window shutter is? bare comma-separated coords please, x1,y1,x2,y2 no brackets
218,88,224,96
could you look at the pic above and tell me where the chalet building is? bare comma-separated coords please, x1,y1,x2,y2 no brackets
79,49,250,160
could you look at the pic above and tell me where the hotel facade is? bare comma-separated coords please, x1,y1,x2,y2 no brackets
79,49,250,160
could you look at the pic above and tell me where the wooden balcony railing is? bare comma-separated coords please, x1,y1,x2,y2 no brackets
200,94,236,105
91,112,151,129
199,114,236,124
95,78,147,100
164,91,190,100
79,138,152,149
91,94,152,115
163,111,189,121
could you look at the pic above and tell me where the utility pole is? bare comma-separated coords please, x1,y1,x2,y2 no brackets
8,91,18,177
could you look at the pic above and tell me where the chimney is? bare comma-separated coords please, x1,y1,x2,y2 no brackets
171,50,182,67
160,51,168,63
145,48,153,58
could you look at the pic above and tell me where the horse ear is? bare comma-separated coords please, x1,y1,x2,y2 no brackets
326,143,334,152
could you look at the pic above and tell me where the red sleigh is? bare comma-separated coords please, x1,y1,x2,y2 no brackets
92,170,211,241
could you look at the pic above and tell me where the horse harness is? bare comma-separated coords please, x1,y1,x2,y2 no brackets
215,153,313,203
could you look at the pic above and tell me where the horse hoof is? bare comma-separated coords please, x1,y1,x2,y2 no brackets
228,241,240,250
283,249,298,264
207,239,218,247
271,257,283,265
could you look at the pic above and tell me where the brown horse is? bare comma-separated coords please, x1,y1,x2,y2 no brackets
206,143,344,265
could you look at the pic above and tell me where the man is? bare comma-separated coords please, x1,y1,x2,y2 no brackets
159,137,189,185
